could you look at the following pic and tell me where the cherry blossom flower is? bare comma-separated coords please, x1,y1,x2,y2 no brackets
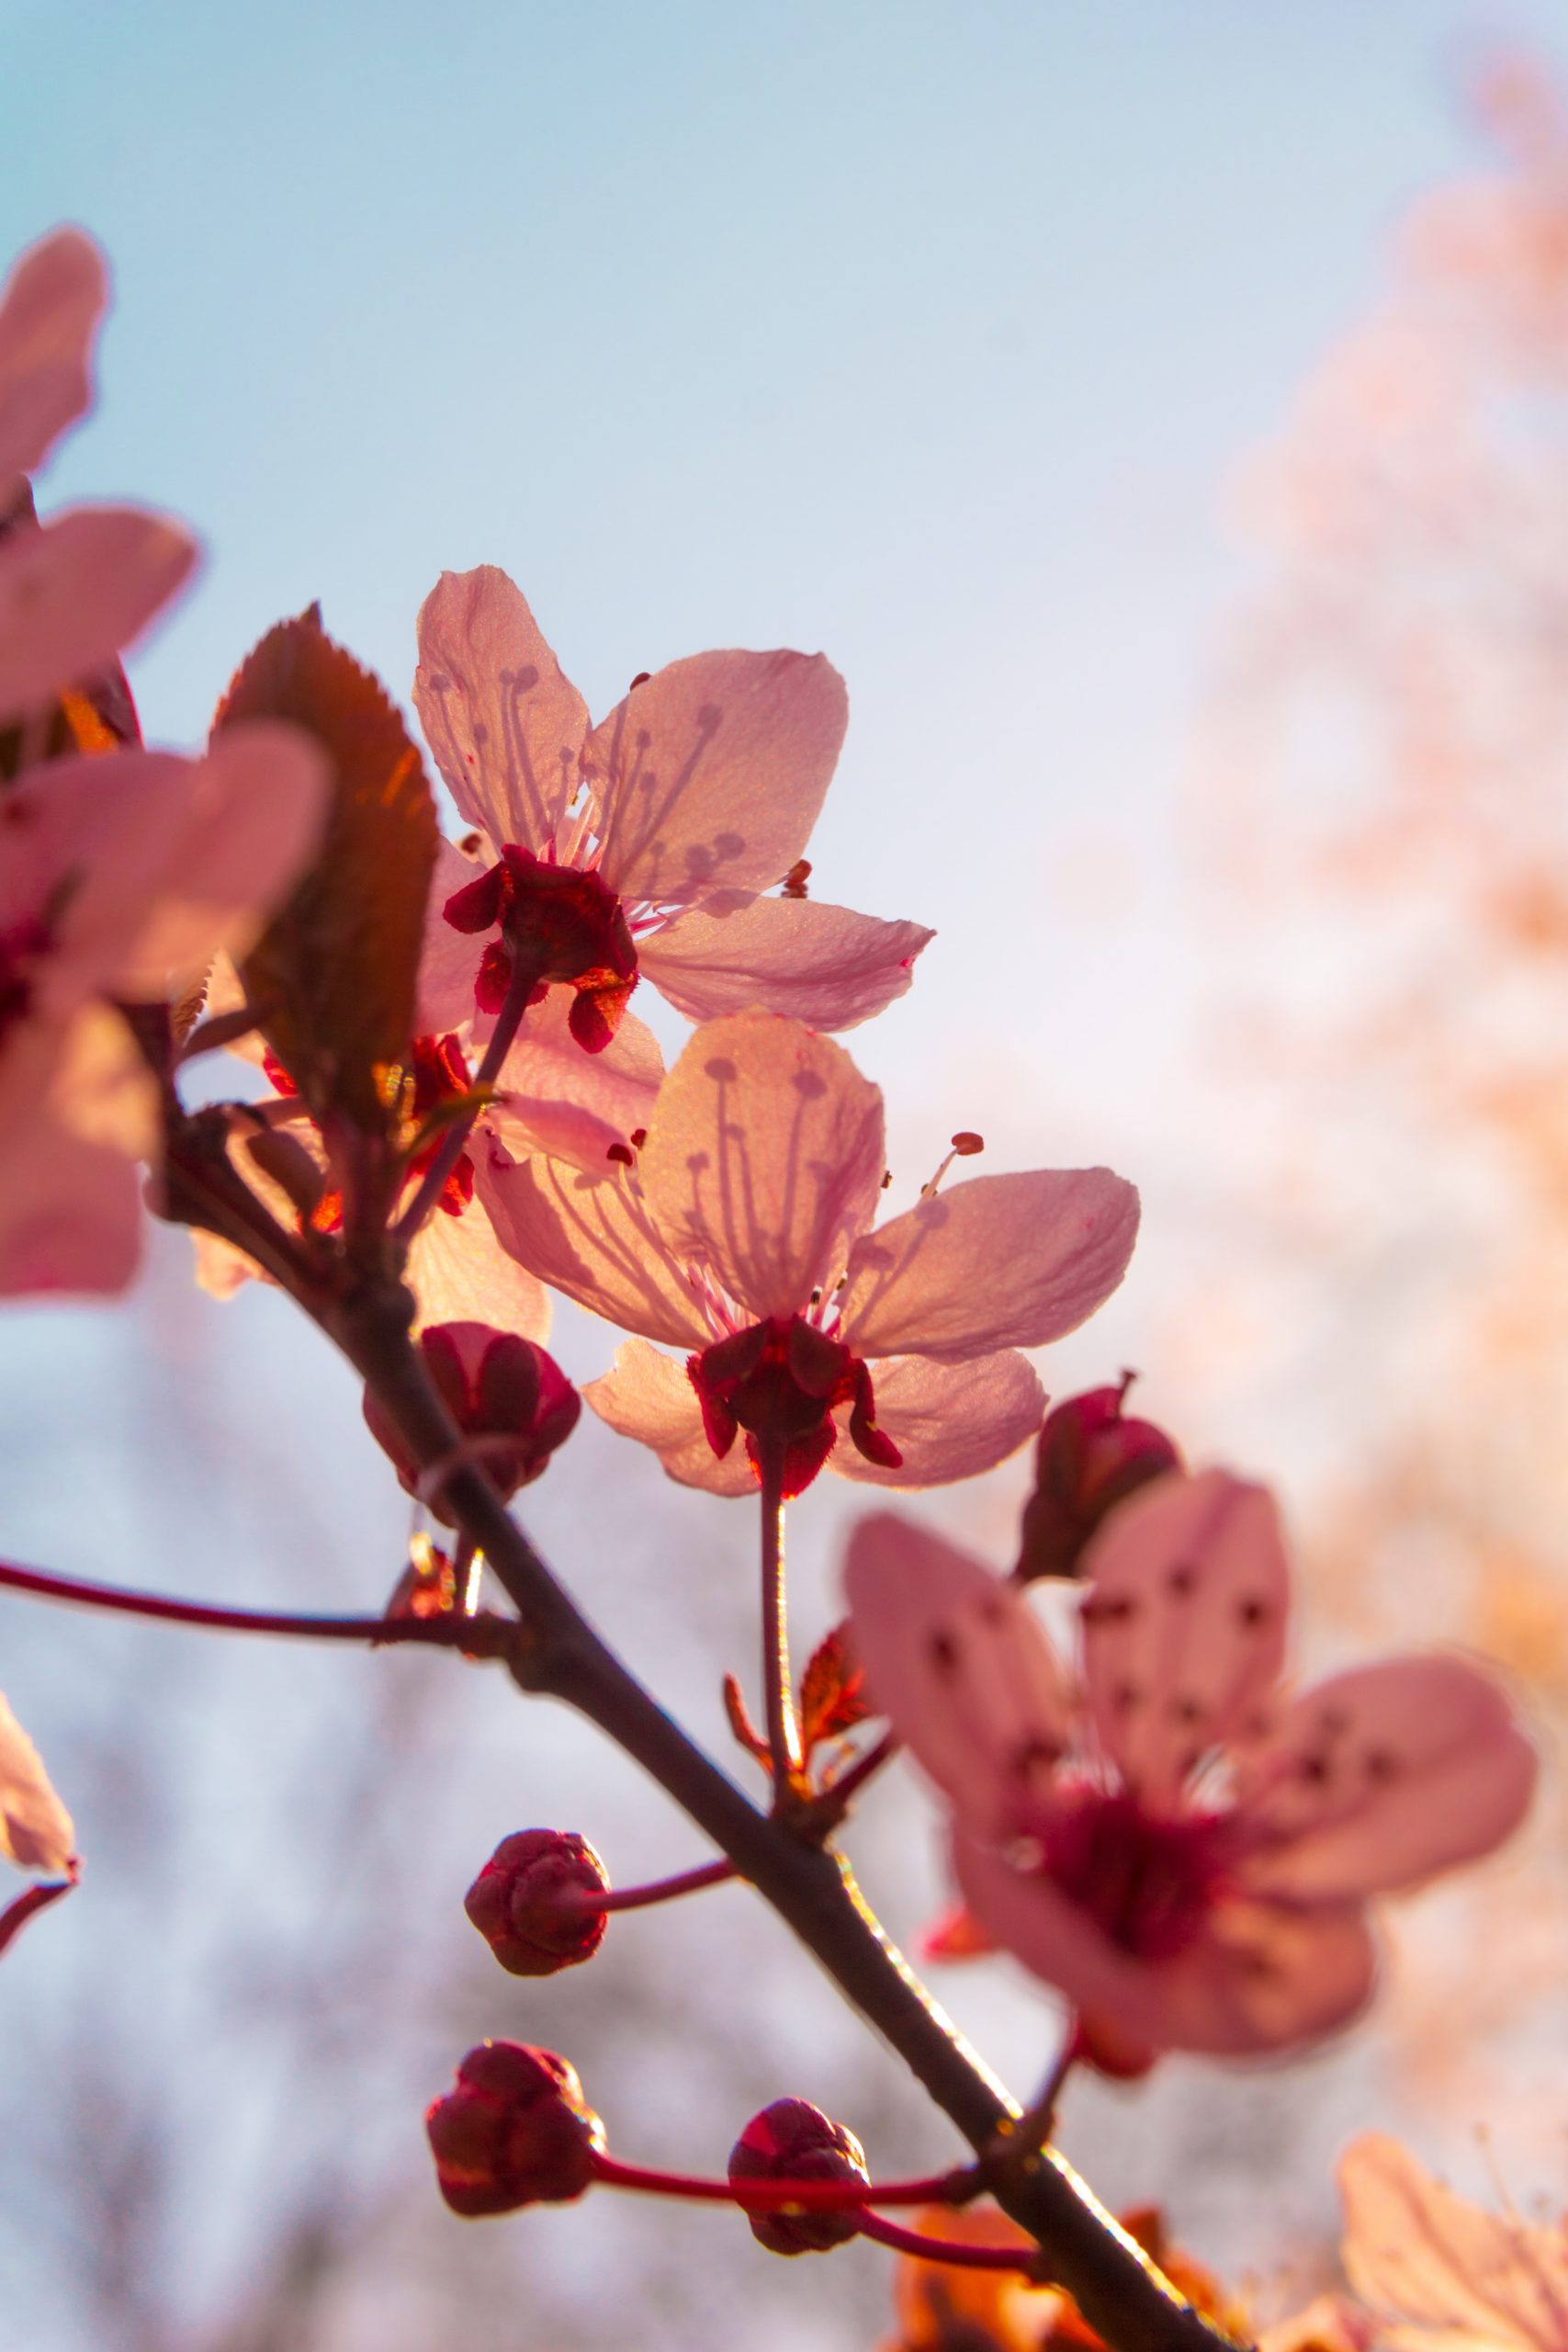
0,1687,73,1876
412,567,932,1080
0,724,328,1295
843,1471,1537,2059
1338,2133,1568,2352
0,226,194,724
483,1009,1139,1496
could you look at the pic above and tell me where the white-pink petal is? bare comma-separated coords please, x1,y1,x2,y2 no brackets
413,567,588,853
0,1688,73,1872
479,1147,711,1350
1339,2134,1568,2352
485,985,664,1174
0,227,104,492
636,1011,885,1322
418,836,490,1032
840,1168,1139,1366
0,504,196,721
590,649,849,908
829,1349,1044,1487
409,1167,553,1343
1079,1470,1291,1811
1237,1656,1537,1904
582,1339,756,1497
637,897,934,1031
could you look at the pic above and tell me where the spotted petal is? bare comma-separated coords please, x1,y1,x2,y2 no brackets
583,1338,756,1497
414,567,588,852
1339,2133,1568,2352
638,897,933,1032
829,1350,1043,1487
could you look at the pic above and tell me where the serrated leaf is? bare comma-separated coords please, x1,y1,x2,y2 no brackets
212,612,436,1132
799,1621,872,1755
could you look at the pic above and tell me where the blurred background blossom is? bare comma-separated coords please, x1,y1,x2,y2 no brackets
7,6,1568,2346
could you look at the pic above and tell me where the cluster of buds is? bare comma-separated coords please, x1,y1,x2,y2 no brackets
362,1320,580,1524
1013,1375,1180,1581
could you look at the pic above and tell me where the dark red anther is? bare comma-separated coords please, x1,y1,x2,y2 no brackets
362,1322,581,1523
425,2041,604,2217
465,1830,610,1977
1015,1376,1181,1582
728,2098,870,2255
443,843,638,1050
687,1316,902,1498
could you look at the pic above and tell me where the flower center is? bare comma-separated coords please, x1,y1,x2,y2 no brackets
686,1313,902,1498
443,846,637,1052
1033,1791,1233,1963
263,1031,476,1230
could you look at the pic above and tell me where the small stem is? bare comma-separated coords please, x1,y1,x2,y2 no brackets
0,1556,513,1657
394,955,539,1244
814,1725,900,1820
556,1859,736,1916
758,1442,803,1800
984,2020,1080,2177
0,1871,75,1959
589,2151,963,2211
854,2210,1041,2272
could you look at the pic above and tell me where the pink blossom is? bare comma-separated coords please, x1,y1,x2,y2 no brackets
0,227,194,722
413,567,932,1084
1338,2132,1568,2352
0,724,328,1295
483,1009,1138,1496
0,1687,73,1875
843,1471,1537,2059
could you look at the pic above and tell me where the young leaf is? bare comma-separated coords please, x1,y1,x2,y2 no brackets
212,610,436,1132
799,1621,873,1756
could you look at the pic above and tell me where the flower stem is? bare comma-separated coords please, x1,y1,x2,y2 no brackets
757,1442,803,1801
393,955,540,1245
555,1858,736,1916
589,2151,963,2211
853,2210,1042,2272
814,1725,900,1821
0,1555,513,1657
0,1870,75,1959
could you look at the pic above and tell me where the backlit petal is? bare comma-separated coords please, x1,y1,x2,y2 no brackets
0,1688,73,1872
487,985,664,1174
0,226,104,490
638,897,933,1031
413,567,587,850
0,505,195,721
829,1349,1043,1487
636,1011,885,1320
1340,2135,1568,2352
590,649,848,908
479,1147,711,1349
410,1168,553,1343
583,1338,756,1496
840,1169,1138,1365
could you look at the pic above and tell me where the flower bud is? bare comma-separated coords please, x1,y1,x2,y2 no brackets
728,2097,870,2255
465,1829,609,1977
1015,1377,1181,1582
425,2041,604,2217
363,1322,581,1525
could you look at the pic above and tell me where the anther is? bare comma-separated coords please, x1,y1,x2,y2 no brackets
919,1132,986,1200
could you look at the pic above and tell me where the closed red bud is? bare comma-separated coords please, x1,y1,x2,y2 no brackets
363,1321,581,1524
1015,1377,1181,1582
465,1829,609,1976
728,2098,870,2255
425,2041,604,2217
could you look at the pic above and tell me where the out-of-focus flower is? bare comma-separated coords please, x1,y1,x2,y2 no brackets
0,226,194,725
844,1472,1537,2059
0,725,327,1294
1015,1377,1182,1582
0,1687,73,1875
1338,2132,1568,2352
486,1010,1138,1497
413,565,932,1075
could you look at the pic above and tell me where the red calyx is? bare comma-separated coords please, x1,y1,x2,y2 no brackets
1015,1376,1181,1582
686,1315,901,1498
443,845,637,1051
465,1829,610,1977
362,1321,581,1523
403,1033,478,1216
0,916,50,1046
425,2041,604,2217
728,2098,871,2255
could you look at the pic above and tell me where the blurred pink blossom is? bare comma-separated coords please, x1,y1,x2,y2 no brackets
1339,2132,1568,2352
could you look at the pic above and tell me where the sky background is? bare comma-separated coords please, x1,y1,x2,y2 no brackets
6,6,1568,2346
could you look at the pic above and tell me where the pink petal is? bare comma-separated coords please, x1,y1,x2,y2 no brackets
953,1832,1375,2055
0,226,104,490
637,897,934,1031
413,567,588,851
589,648,848,908
842,1512,1075,1828
0,504,196,720
418,836,491,1030
636,1011,885,1320
485,985,664,1175
840,1169,1139,1365
1078,1469,1291,1810
583,1339,756,1496
829,1349,1044,1487
1236,1656,1537,1903
478,1144,711,1349
409,1167,553,1343
1339,2133,1568,2352
0,1687,74,1873
0,1110,141,1298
